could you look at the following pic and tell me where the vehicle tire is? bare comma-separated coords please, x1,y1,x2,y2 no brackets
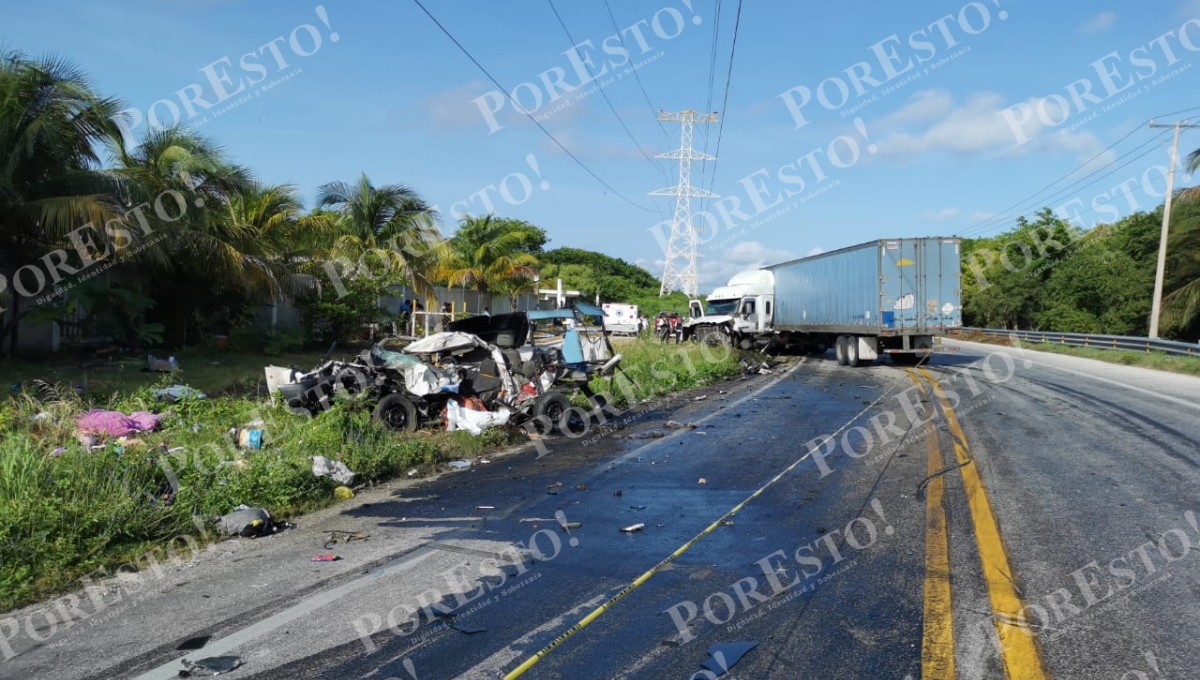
835,336,848,366
373,393,419,432
846,336,860,368
533,391,573,434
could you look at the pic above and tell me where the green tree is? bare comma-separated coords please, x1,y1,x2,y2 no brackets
442,214,540,304
317,173,442,299
0,51,123,354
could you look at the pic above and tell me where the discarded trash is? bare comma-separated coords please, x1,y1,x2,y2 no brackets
701,642,758,675
664,421,696,430
49,447,66,457
575,484,588,491
620,523,645,533
448,460,472,470
312,456,358,485
477,505,496,510
613,489,623,497
148,355,181,373
693,395,708,401
446,399,511,435
698,478,707,485
323,530,369,549
721,520,735,527
31,411,55,423
623,431,664,440
547,481,563,489
479,458,492,464
407,468,418,476
694,431,708,436
630,505,647,510
76,410,166,438
229,428,263,450
176,635,211,651
215,506,274,537
333,486,355,500
311,554,340,562
179,655,242,676
450,622,486,634
152,385,207,402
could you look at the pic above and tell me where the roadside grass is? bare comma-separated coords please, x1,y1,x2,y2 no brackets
951,331,1200,377
0,338,751,612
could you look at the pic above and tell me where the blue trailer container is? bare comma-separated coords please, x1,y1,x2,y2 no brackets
767,237,961,364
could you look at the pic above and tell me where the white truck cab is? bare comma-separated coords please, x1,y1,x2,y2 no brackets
684,270,775,347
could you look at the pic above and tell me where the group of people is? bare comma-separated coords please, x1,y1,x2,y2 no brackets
654,311,683,342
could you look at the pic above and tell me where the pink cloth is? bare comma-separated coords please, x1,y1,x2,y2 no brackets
75,410,166,437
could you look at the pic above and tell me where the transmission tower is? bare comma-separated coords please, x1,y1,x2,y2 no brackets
650,110,719,297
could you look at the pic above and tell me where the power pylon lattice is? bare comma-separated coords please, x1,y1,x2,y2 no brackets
650,110,719,297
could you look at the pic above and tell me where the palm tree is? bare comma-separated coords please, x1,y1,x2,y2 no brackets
1164,155,1200,334
0,51,123,354
441,214,541,308
317,173,442,299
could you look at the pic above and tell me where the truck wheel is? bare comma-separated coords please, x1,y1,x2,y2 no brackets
835,336,848,365
373,394,418,432
846,337,860,367
533,391,573,434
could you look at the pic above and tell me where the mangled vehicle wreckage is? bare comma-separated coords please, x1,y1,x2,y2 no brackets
267,309,623,435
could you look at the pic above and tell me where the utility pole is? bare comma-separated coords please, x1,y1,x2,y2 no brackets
651,110,720,297
1147,119,1200,337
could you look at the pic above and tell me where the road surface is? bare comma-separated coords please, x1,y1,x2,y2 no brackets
2,339,1198,680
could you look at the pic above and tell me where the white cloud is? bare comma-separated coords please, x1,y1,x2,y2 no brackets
696,240,797,292
969,209,997,222
921,207,961,221
875,88,1108,163
422,80,586,133
1079,11,1116,33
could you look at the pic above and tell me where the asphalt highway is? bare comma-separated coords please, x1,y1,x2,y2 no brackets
3,339,1198,680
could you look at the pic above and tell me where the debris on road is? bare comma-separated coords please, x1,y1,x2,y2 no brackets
310,554,340,562
215,506,274,537
447,460,471,470
312,456,358,485
620,523,645,533
630,505,647,510
664,421,697,430
450,622,486,634
333,486,355,500
698,478,707,485
323,531,368,549
178,655,242,676
693,394,708,401
621,431,665,440
446,398,511,435
476,505,496,511
576,484,588,491
721,520,735,527
548,481,563,489
701,641,758,675
613,489,623,497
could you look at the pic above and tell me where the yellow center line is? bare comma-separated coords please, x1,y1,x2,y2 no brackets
917,368,1049,680
905,369,955,680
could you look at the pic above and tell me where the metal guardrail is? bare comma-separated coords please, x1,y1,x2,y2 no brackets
953,327,1200,357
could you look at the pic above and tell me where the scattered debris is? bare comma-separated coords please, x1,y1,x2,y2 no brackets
176,636,211,651
479,458,492,464
215,506,274,537
721,520,735,527
323,531,369,549
547,481,563,489
179,655,242,677
310,554,340,562
148,355,180,373
623,431,665,440
698,478,707,485
613,489,623,497
620,523,645,533
557,517,582,531
31,411,55,423
575,484,588,491
630,505,647,510
229,428,263,450
450,622,486,634
312,456,358,485
407,468,418,476
333,486,355,500
477,505,496,511
446,399,511,435
694,431,708,436
152,385,207,402
693,395,708,402
700,642,758,676
663,421,696,430
76,410,166,439
447,460,471,470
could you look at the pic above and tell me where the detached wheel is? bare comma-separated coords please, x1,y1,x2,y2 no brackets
533,391,576,434
373,393,418,432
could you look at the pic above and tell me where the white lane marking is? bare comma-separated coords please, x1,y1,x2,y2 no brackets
129,548,439,680
947,340,1200,412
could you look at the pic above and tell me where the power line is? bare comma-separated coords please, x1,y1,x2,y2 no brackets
545,0,669,180
961,120,1166,236
702,0,744,203
961,130,1172,238
599,0,670,140
695,0,724,218
410,0,657,212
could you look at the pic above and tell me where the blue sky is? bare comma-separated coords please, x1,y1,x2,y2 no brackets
6,0,1200,290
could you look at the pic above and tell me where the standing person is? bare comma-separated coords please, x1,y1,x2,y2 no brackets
399,298,412,329
482,307,491,318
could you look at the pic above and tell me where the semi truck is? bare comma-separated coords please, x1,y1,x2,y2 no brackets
683,237,962,365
